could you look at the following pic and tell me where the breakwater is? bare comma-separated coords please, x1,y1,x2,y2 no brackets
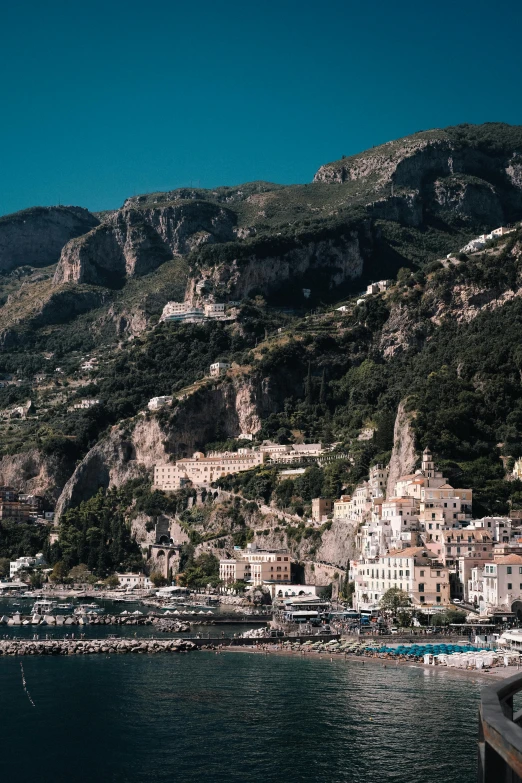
0,637,197,656
1,614,191,631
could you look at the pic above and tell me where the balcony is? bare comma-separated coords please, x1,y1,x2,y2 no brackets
478,672,522,781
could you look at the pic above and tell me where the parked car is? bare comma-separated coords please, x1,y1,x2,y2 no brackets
390,627,398,634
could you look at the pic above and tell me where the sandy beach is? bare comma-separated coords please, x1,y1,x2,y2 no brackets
217,644,522,682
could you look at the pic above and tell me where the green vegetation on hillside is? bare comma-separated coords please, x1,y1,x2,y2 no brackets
45,486,144,577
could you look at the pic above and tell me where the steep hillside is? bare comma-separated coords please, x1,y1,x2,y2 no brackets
40,224,522,530
0,206,99,272
54,201,237,286
1,123,521,349
2,123,522,570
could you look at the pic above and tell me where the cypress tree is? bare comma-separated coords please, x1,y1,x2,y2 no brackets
305,361,313,406
319,368,326,405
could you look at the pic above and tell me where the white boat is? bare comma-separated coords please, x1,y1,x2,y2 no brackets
74,603,105,614
31,600,57,615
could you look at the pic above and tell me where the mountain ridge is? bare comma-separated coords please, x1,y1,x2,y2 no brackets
1,123,522,578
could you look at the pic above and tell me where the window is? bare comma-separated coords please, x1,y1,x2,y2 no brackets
436,584,441,593
419,584,424,593
508,583,513,590
508,567,513,574
436,596,441,603
420,596,425,603
420,570,424,577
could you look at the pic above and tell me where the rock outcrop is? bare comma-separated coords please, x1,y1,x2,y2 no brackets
0,449,73,502
0,206,99,272
187,228,370,302
386,401,418,497
54,201,236,287
314,125,522,224
54,376,274,518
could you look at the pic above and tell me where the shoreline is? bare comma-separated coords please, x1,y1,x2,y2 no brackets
216,645,521,682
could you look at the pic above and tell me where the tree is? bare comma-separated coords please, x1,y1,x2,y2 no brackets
0,557,10,578
231,580,248,593
380,587,411,615
178,553,220,589
104,574,120,588
319,369,326,405
68,563,91,583
30,571,43,588
150,572,168,587
434,608,467,626
305,361,313,406
50,561,69,583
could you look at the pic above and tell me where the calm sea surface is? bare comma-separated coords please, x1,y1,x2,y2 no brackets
0,650,480,783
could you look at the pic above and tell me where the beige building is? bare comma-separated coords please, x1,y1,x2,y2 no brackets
154,449,265,490
333,495,353,522
352,546,451,609
220,546,292,587
204,303,225,318
209,362,230,377
148,396,172,411
117,573,153,589
0,500,31,522
312,498,333,522
439,529,493,568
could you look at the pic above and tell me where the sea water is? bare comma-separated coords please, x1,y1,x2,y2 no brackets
0,651,480,782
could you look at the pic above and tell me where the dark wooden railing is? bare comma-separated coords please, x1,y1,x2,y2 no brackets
479,673,522,782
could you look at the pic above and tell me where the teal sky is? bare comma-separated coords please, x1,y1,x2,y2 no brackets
1,0,522,216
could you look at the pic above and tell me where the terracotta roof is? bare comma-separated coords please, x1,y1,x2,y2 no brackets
493,555,522,565
443,530,492,542
388,547,427,558
397,474,417,481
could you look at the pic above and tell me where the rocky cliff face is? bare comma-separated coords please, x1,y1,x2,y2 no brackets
386,401,418,497
0,206,99,272
188,228,370,303
0,449,72,502
54,202,236,287
0,280,109,349
54,375,275,518
314,126,522,224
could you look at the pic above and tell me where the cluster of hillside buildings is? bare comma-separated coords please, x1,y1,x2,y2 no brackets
344,449,522,616
153,442,346,490
9,553,46,578
68,398,101,411
0,486,53,524
459,225,514,254
147,364,236,411
160,301,238,324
